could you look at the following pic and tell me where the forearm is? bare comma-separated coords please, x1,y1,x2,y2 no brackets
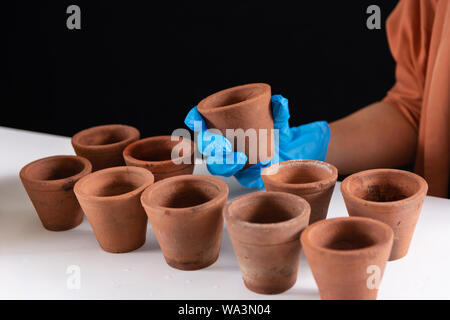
325,101,417,175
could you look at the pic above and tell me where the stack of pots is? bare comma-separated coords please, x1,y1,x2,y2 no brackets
20,124,202,256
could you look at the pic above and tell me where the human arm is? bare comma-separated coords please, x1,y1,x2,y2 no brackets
325,101,417,175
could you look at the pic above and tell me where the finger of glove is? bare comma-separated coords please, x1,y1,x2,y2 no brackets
206,152,247,177
197,130,233,157
271,94,291,141
233,161,271,189
185,106,207,132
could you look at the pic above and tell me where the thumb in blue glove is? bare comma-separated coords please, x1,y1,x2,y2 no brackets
184,106,248,177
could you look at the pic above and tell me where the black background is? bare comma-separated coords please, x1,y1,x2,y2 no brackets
3,1,398,138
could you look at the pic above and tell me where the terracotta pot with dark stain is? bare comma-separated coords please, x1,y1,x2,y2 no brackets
72,124,140,171
224,192,310,294
262,160,338,224
341,169,428,261
74,166,154,253
123,135,195,182
141,175,228,270
197,83,274,167
20,155,92,231
301,217,393,300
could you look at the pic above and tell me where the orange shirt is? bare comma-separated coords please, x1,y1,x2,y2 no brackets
383,0,450,198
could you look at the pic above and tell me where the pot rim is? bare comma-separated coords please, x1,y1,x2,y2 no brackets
340,168,428,207
71,124,140,151
74,166,154,201
123,135,195,169
141,174,229,213
197,83,271,115
261,160,338,193
20,155,92,190
223,191,311,231
300,216,394,256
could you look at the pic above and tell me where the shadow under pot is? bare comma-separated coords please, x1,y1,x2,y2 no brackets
341,168,428,261
301,217,393,300
262,160,338,224
74,166,154,253
123,135,195,182
197,83,274,168
20,155,92,231
141,175,229,270
72,124,140,171
224,191,311,294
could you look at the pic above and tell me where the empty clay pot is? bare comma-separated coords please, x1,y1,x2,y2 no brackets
72,124,140,171
224,192,311,294
301,217,393,300
74,166,154,253
141,175,228,270
341,169,428,261
197,83,274,167
262,160,338,224
20,155,92,231
123,135,195,182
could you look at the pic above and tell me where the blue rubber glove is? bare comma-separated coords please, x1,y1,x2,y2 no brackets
184,94,330,188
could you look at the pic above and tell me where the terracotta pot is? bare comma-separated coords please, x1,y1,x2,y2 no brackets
197,83,274,168
141,175,228,270
72,124,140,171
301,217,393,300
341,169,428,261
123,135,195,182
262,160,338,224
20,155,92,231
224,191,310,294
74,166,154,253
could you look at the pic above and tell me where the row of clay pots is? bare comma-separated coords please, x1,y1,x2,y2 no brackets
71,124,195,180
233,159,426,299
20,124,195,232
197,83,428,298
261,160,427,261
75,171,230,260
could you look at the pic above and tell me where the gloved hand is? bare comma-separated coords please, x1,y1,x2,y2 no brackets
184,94,330,188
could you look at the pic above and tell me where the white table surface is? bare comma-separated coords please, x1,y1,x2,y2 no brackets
0,126,449,300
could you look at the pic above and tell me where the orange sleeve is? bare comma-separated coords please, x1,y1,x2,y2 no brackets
382,0,436,131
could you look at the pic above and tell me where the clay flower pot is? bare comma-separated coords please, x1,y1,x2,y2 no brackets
224,191,311,294
72,124,140,171
74,166,154,253
262,160,338,224
341,169,428,261
141,175,228,270
301,217,393,300
197,83,274,167
20,155,92,231
123,135,195,182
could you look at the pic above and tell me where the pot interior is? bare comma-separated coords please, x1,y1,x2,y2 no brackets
202,85,265,109
147,179,221,208
347,172,422,202
265,162,334,184
129,137,191,162
26,157,86,181
81,170,148,197
77,126,132,146
307,219,387,251
229,193,305,224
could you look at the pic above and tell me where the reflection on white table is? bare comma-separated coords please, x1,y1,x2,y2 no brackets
0,126,449,299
